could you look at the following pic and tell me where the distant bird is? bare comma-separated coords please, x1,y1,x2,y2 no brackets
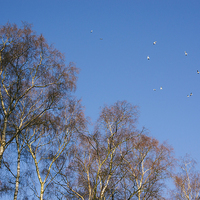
90,30,93,33
185,51,188,56
187,95,189,97
190,92,193,96
160,86,163,90
100,38,103,40
147,56,150,60
153,41,157,45
153,89,156,91
197,70,199,74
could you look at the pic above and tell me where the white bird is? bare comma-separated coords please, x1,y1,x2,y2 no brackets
160,86,163,90
185,51,187,56
197,70,199,74
187,95,189,97
147,56,150,60
90,30,93,33
153,89,156,91
153,41,157,45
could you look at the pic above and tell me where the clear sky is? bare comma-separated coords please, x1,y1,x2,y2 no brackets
1,0,200,167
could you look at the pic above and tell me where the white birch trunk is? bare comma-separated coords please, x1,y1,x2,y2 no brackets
14,135,21,200
0,117,8,167
40,183,44,200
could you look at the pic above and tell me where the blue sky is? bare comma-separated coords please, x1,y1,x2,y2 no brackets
2,0,200,167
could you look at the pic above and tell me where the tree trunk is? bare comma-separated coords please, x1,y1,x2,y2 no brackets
14,135,21,200
40,183,44,200
0,116,8,167
138,191,141,200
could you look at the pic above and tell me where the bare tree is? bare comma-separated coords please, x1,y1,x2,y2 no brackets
0,131,29,200
0,22,78,166
171,155,200,200
0,22,178,200
120,133,174,200
22,99,85,200
56,101,174,200
56,101,139,200
0,22,81,200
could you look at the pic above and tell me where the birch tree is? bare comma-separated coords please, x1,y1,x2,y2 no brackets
0,22,80,200
0,22,78,166
23,99,85,200
56,101,139,200
171,155,200,200
120,134,174,200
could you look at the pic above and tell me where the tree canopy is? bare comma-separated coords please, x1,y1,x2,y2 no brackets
0,22,197,200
